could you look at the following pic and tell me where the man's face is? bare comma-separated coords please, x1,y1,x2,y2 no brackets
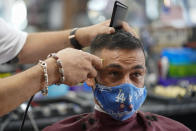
88,48,146,88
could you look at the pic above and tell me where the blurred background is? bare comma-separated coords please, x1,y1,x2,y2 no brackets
0,0,196,131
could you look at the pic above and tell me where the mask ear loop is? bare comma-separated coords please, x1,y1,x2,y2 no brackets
93,79,106,112
94,78,98,85
90,79,97,93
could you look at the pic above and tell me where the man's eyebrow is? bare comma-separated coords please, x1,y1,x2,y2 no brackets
104,64,145,70
104,64,123,69
131,65,145,70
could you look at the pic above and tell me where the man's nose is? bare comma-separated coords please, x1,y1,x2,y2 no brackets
121,75,132,84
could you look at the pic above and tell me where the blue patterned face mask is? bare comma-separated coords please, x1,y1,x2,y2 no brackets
93,83,147,121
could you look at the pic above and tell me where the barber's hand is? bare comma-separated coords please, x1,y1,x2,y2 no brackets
56,48,102,86
75,20,115,47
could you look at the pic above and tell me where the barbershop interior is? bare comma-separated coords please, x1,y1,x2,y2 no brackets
0,0,196,131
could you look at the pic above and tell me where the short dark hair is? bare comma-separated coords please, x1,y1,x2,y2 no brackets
90,29,145,56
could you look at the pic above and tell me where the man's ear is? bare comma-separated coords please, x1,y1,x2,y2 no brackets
85,78,96,89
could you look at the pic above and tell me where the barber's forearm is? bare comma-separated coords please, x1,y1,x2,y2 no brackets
17,21,115,64
0,58,58,116
18,30,74,64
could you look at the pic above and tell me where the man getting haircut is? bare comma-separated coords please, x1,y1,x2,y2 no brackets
44,30,190,131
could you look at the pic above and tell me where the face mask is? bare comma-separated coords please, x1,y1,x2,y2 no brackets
93,83,147,121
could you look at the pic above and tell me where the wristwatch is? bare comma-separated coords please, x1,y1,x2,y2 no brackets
68,28,82,50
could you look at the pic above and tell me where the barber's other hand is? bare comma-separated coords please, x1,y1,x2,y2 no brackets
75,20,115,47
56,48,102,86
121,21,139,38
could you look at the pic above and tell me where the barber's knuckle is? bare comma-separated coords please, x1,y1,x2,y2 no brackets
83,66,89,71
106,29,111,34
122,21,127,25
92,71,97,77
83,53,90,60
123,22,128,27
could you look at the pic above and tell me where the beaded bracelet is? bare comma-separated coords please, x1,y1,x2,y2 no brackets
39,60,49,96
47,53,65,85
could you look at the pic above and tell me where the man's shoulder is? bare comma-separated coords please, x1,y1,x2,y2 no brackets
137,111,191,131
43,113,91,131
43,111,191,131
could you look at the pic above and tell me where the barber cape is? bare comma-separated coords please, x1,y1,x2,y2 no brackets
43,110,190,131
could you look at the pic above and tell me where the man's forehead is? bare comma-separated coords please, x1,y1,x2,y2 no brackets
96,48,145,68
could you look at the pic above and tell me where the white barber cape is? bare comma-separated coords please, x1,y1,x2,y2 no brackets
0,18,27,64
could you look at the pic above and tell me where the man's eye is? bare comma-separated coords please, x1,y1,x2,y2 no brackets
132,72,142,78
108,71,119,77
